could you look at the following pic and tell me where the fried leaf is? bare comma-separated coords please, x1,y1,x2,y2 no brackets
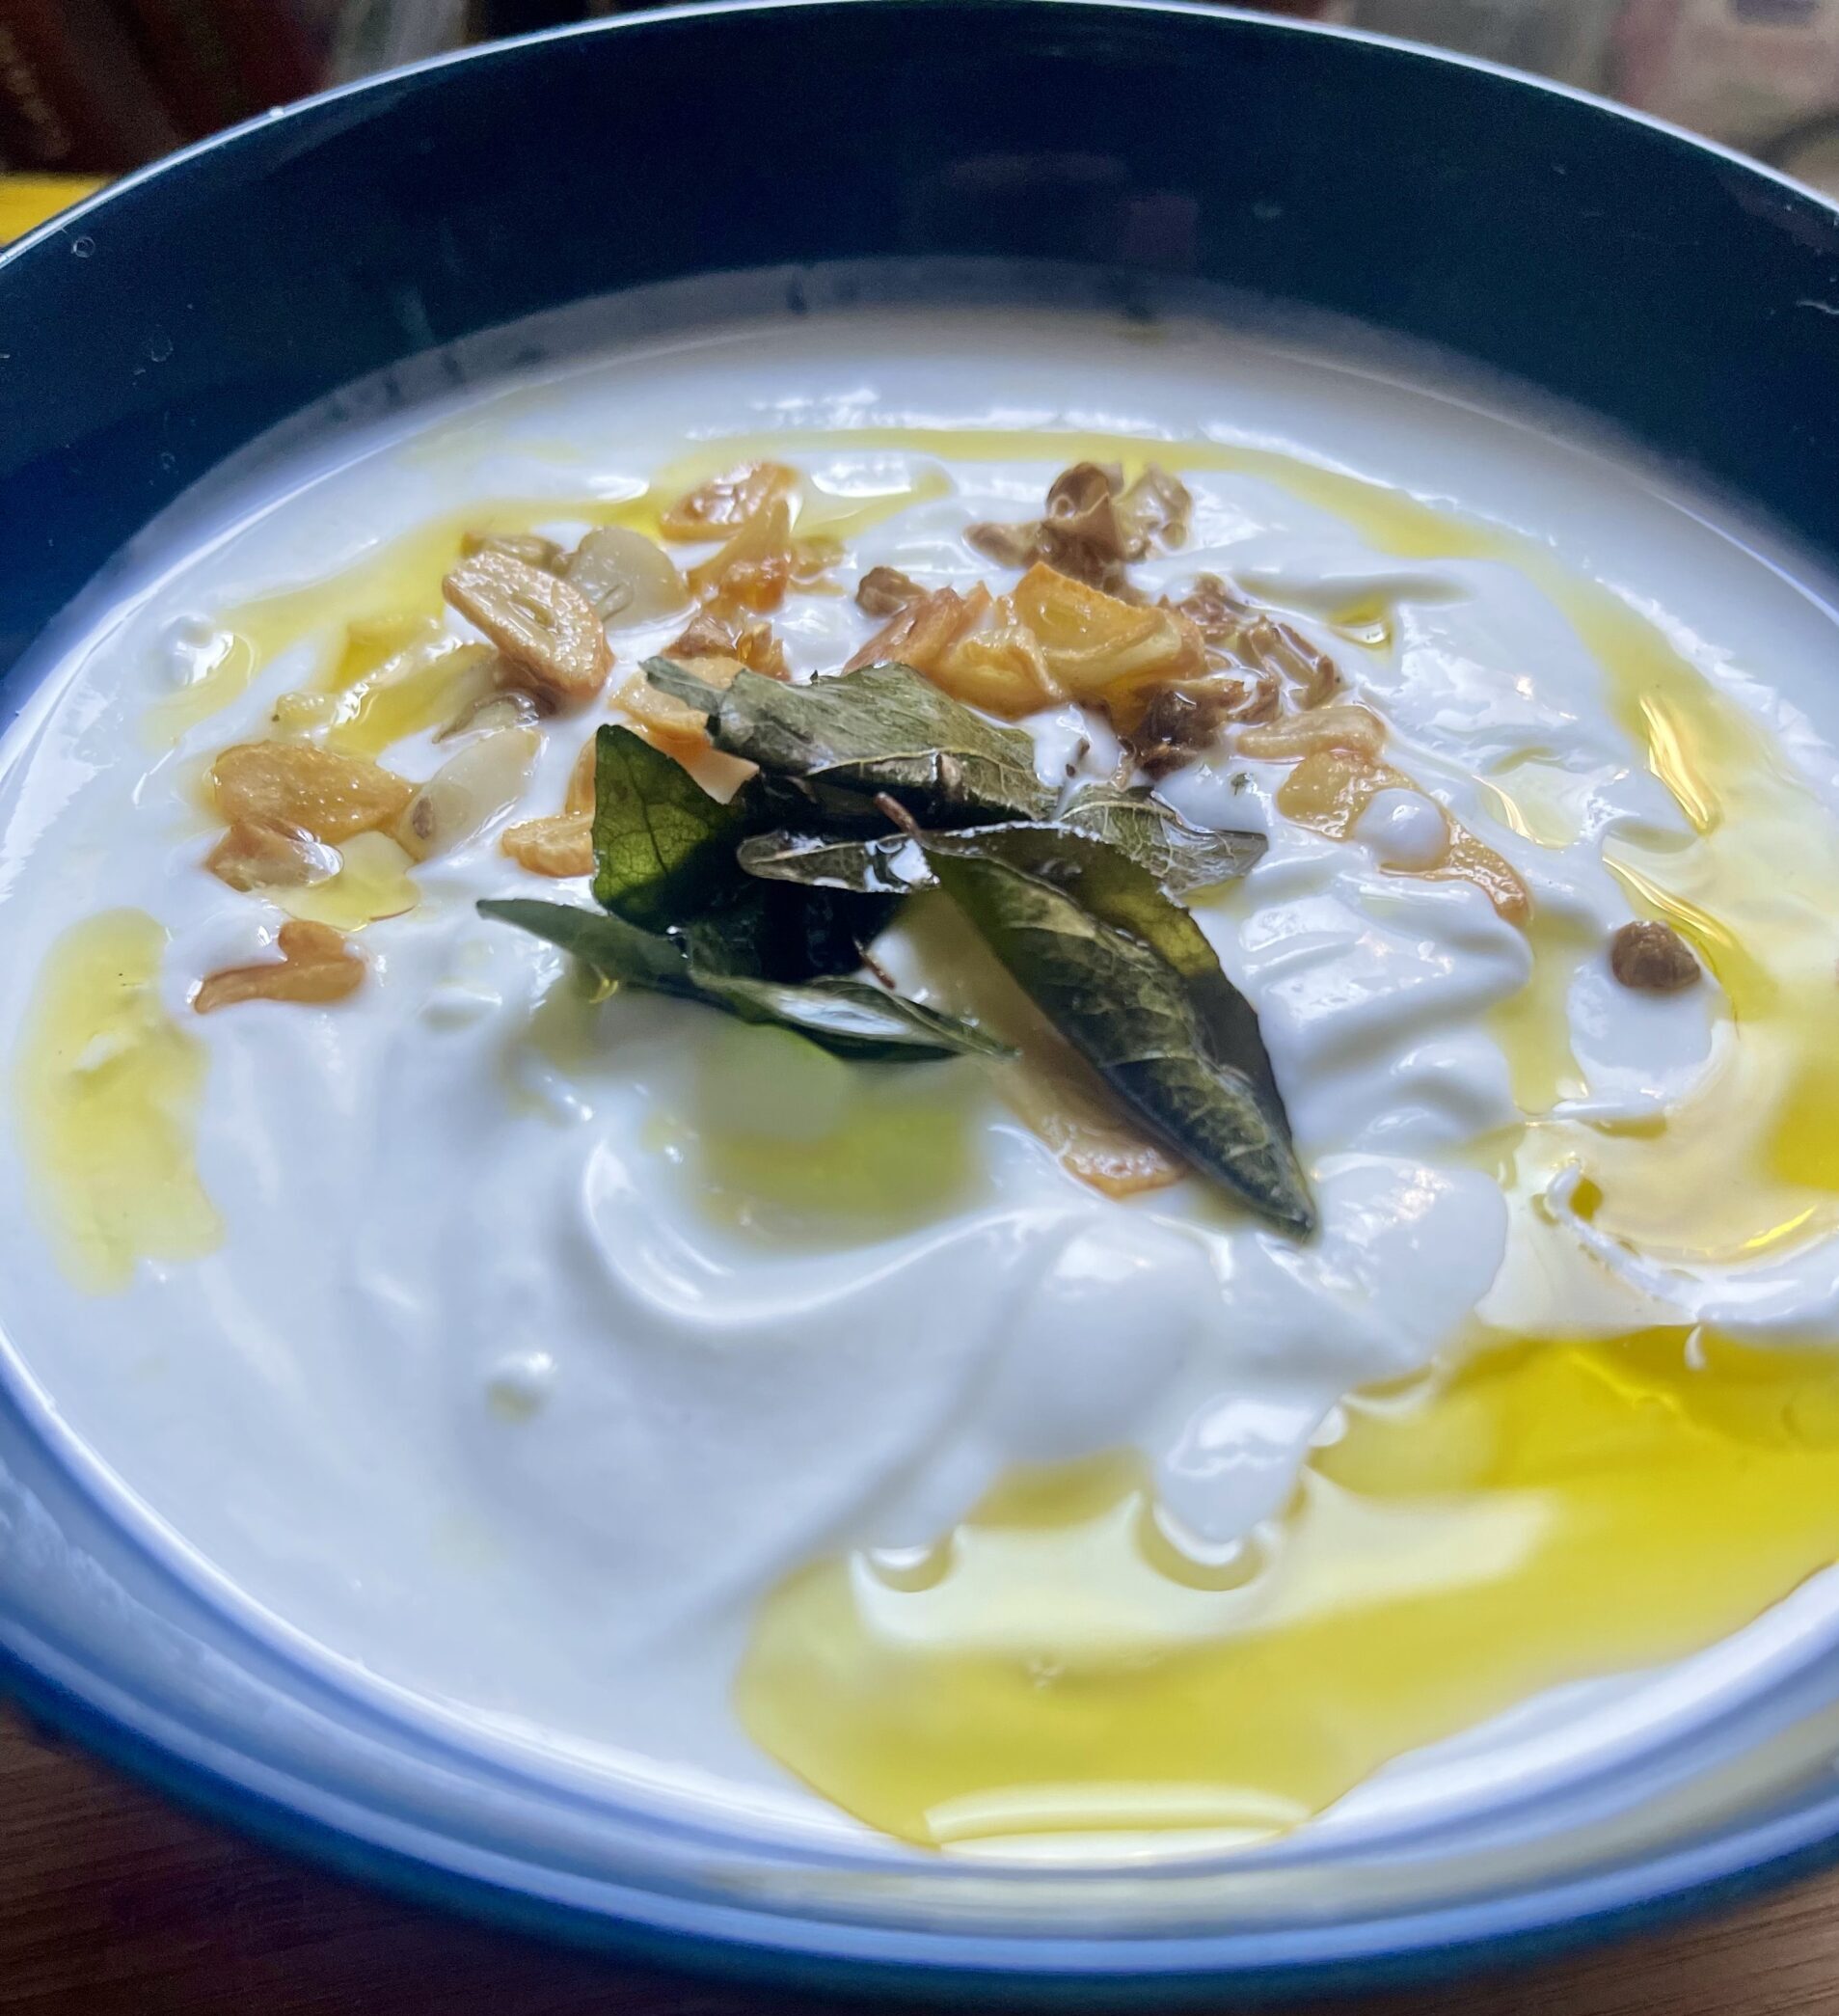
737,829,932,895
923,831,1312,1234
693,972,1013,1060
591,723,748,928
643,657,1055,826
477,896,701,999
1058,782,1265,893
738,788,1263,904
683,880,900,984
642,655,732,717
477,897,1003,1062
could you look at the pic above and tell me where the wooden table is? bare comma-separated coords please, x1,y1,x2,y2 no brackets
5,1708,1836,2016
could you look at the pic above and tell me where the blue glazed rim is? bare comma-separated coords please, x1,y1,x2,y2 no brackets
4,2,1839,1999
13,1642,1839,2006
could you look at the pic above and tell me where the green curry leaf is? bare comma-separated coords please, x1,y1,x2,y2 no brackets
737,786,1265,903
922,831,1312,1234
1058,782,1265,893
735,829,932,895
476,897,1005,1063
590,723,749,928
681,881,900,985
476,896,702,998
642,657,1055,826
693,972,1013,1060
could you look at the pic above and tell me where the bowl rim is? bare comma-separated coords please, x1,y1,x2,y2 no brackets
8,0,1837,284
6,0,1839,1997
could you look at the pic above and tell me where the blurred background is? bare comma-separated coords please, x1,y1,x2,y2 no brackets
3,0,1837,245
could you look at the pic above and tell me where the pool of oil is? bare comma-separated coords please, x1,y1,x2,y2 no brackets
27,413,1839,1854
739,1328,1839,1848
14,909,220,1293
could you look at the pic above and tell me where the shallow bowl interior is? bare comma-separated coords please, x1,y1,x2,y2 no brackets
4,1,1839,1999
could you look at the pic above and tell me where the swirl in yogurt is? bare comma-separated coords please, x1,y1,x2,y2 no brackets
6,310,1839,1855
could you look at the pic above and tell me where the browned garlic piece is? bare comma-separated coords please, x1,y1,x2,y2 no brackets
615,655,742,761
1014,562,1204,702
461,530,564,572
844,584,990,676
205,819,340,895
657,461,798,542
499,722,600,879
685,497,840,614
501,814,593,879
565,734,598,817
212,742,414,843
967,461,1192,594
442,549,611,708
854,566,928,617
193,920,364,1014
1250,708,1531,926
931,599,1059,718
667,608,791,681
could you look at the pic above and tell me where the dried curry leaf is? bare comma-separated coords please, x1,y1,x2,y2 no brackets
738,786,1262,902
477,897,704,999
922,830,1312,1234
1058,782,1265,893
736,829,932,896
681,880,900,985
590,723,749,928
476,898,1004,1062
692,972,1012,1061
642,657,1054,827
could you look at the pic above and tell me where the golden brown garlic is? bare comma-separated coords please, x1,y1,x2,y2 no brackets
193,920,364,1014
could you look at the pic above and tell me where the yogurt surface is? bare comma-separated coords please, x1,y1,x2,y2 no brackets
7,308,1839,1855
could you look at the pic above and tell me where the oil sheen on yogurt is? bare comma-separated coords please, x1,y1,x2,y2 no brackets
7,309,1839,1858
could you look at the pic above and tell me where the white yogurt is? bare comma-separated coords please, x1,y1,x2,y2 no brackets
4,309,1839,1845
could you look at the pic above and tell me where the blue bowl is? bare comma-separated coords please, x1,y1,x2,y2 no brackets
5,3,1839,2000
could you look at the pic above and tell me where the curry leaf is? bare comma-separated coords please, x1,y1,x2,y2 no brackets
476,896,701,998
692,972,1013,1060
1058,782,1265,893
477,897,1004,1063
682,881,901,985
591,723,748,928
642,657,1055,826
642,655,731,717
736,829,931,895
738,791,1265,903
922,831,1312,1234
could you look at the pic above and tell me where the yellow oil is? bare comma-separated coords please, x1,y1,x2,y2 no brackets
1324,588,1394,650
287,619,495,760
14,910,221,1293
184,419,1839,1263
153,496,656,747
1475,752,1593,850
158,459,958,751
683,1021,978,1235
143,631,257,748
272,831,419,932
740,1327,1839,1848
103,420,1839,1846
1486,906,1594,1116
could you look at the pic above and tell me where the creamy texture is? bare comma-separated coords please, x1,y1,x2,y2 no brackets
6,311,1839,1853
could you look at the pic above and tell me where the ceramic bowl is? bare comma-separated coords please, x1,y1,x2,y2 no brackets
5,3,1839,1999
